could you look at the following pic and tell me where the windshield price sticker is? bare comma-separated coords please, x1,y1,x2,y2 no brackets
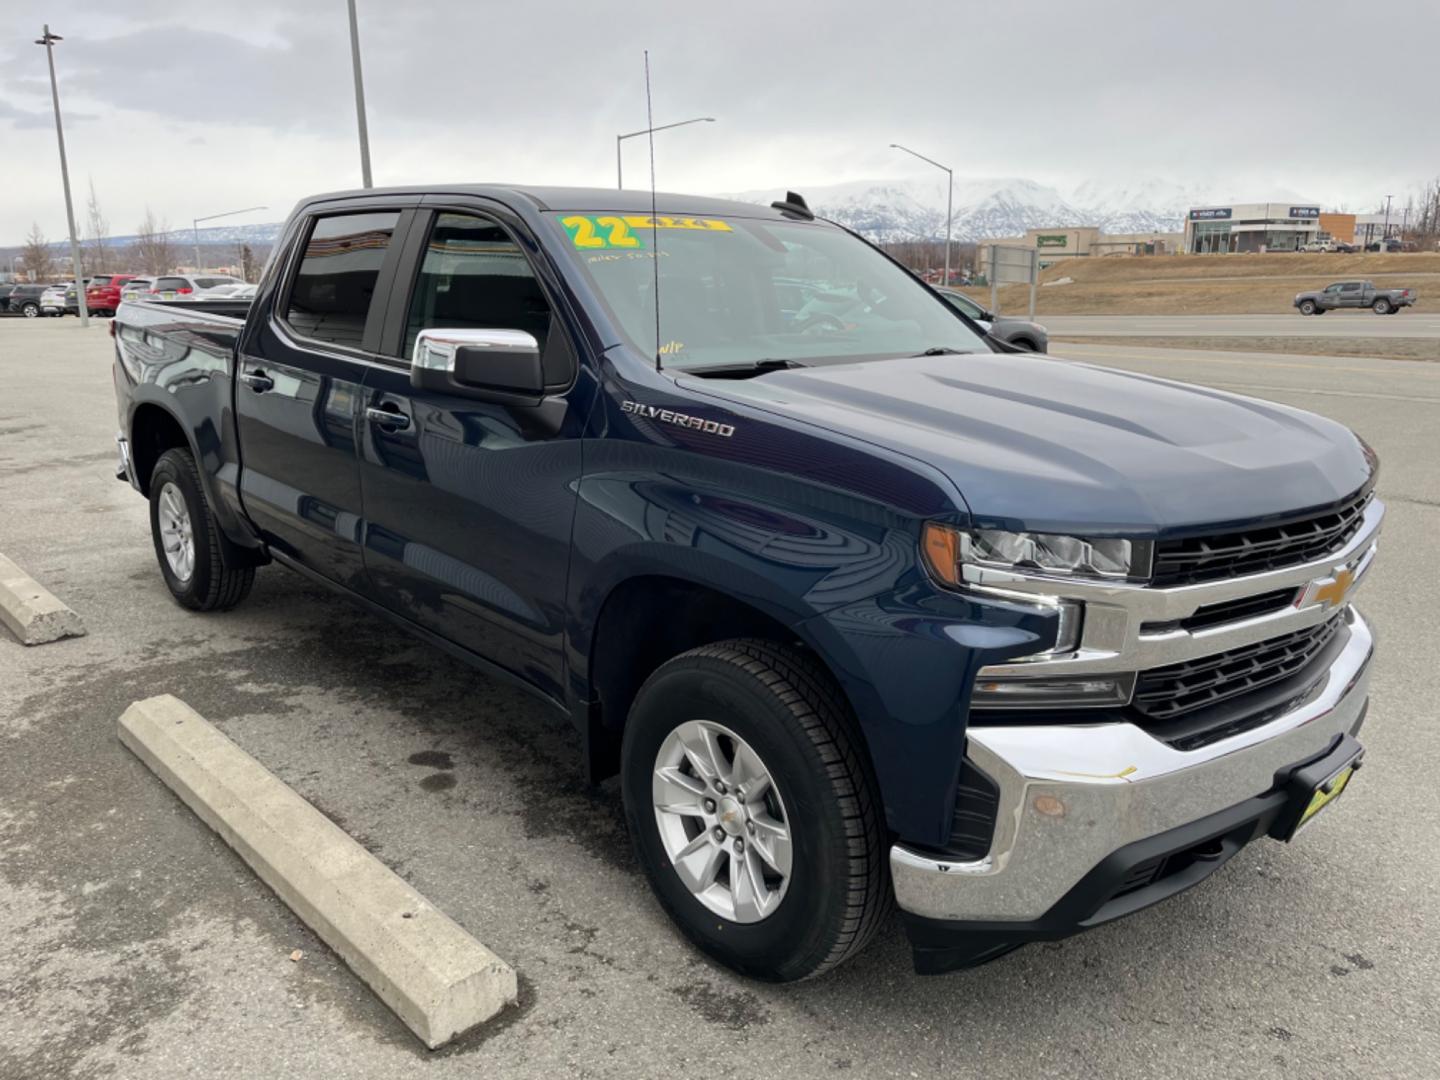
562,215,733,250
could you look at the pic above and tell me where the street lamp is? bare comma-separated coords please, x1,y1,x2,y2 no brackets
347,0,373,188
35,25,88,327
193,206,268,273
1383,194,1393,243
616,117,715,189
891,143,953,288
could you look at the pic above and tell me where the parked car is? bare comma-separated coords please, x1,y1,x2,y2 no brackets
119,278,154,304
40,285,69,316
1364,239,1404,253
1300,240,1336,253
151,273,241,298
86,274,138,317
3,283,49,317
188,282,256,301
1333,241,1360,253
936,288,1048,352
1294,280,1417,315
113,184,1381,980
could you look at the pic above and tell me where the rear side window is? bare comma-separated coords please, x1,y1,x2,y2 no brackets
285,211,400,349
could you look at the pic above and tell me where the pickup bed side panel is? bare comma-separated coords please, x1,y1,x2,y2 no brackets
113,302,261,552
567,362,1056,848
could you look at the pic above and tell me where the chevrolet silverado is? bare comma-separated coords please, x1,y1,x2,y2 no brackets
112,185,1382,979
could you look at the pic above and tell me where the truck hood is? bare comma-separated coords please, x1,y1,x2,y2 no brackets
680,353,1371,534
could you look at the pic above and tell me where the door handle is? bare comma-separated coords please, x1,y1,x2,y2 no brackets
239,370,274,393
366,406,411,431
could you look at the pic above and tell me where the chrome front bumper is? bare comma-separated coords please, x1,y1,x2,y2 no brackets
891,606,1374,922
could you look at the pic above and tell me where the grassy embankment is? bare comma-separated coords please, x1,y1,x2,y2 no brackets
963,251,1440,316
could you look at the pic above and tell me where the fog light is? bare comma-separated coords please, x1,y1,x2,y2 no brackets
971,673,1134,709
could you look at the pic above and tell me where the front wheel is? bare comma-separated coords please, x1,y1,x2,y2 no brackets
148,447,255,611
1299,300,1317,315
1372,298,1392,314
622,639,890,981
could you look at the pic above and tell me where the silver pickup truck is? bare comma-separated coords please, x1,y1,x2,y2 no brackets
1295,280,1416,315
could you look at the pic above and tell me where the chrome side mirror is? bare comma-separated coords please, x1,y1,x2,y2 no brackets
410,327,544,403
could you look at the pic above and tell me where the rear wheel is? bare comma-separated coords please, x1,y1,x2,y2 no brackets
1373,298,1392,314
1010,337,1037,352
622,639,890,981
148,447,255,611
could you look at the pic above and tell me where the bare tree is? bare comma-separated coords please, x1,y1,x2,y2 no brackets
21,223,57,282
133,208,176,276
84,180,111,275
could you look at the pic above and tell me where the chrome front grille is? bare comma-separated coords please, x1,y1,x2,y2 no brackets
1151,490,1372,587
1132,615,1344,721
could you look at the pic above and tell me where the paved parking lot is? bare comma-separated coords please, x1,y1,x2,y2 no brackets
3,318,1438,1079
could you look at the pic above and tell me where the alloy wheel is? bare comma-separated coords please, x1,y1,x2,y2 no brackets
651,719,793,923
157,481,196,583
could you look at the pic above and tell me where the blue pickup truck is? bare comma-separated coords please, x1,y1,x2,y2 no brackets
112,186,1382,980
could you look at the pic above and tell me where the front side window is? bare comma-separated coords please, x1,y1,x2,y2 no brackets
942,291,986,320
402,213,555,363
549,212,987,370
285,211,400,349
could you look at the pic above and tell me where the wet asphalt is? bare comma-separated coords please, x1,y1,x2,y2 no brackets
2,319,1437,1079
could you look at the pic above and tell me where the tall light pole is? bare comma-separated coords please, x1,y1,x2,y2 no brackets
616,117,715,189
1382,193,1393,242
891,143,953,288
35,26,88,326
192,206,268,273
347,0,373,188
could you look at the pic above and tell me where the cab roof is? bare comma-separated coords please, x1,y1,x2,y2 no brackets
298,184,803,220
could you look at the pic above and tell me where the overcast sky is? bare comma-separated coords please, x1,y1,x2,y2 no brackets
3,0,1435,245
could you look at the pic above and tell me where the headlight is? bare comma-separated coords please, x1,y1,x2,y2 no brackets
922,522,1151,586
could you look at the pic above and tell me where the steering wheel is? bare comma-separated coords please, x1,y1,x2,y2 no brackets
794,312,848,335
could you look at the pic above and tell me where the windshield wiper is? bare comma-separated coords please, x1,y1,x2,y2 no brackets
913,346,973,356
685,358,808,379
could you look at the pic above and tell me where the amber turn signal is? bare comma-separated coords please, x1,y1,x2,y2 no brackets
921,522,962,587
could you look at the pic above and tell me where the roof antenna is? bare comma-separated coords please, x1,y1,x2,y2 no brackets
645,50,663,372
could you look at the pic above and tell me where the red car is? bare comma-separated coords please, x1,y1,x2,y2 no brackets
84,274,137,318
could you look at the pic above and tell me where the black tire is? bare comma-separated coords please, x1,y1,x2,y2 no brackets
148,447,255,611
1010,337,1037,352
1298,300,1316,316
621,639,890,981
21,302,39,318
1372,298,1391,314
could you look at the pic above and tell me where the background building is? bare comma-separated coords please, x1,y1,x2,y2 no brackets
981,225,1182,266
1183,203,1321,253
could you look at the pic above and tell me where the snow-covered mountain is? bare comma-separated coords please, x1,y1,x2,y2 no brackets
724,176,1247,241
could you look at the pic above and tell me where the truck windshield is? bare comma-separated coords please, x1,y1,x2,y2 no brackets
548,212,987,369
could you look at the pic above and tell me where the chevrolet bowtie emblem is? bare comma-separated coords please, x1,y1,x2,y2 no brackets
1306,567,1356,610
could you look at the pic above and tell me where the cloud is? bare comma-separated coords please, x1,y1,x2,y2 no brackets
2,0,1436,244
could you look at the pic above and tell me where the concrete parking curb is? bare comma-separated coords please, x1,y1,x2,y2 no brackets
118,694,517,1049
0,553,86,645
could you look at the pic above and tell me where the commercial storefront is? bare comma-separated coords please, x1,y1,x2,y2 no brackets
1184,203,1322,253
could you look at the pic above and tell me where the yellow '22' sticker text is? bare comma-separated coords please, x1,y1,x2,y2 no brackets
561,215,733,250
